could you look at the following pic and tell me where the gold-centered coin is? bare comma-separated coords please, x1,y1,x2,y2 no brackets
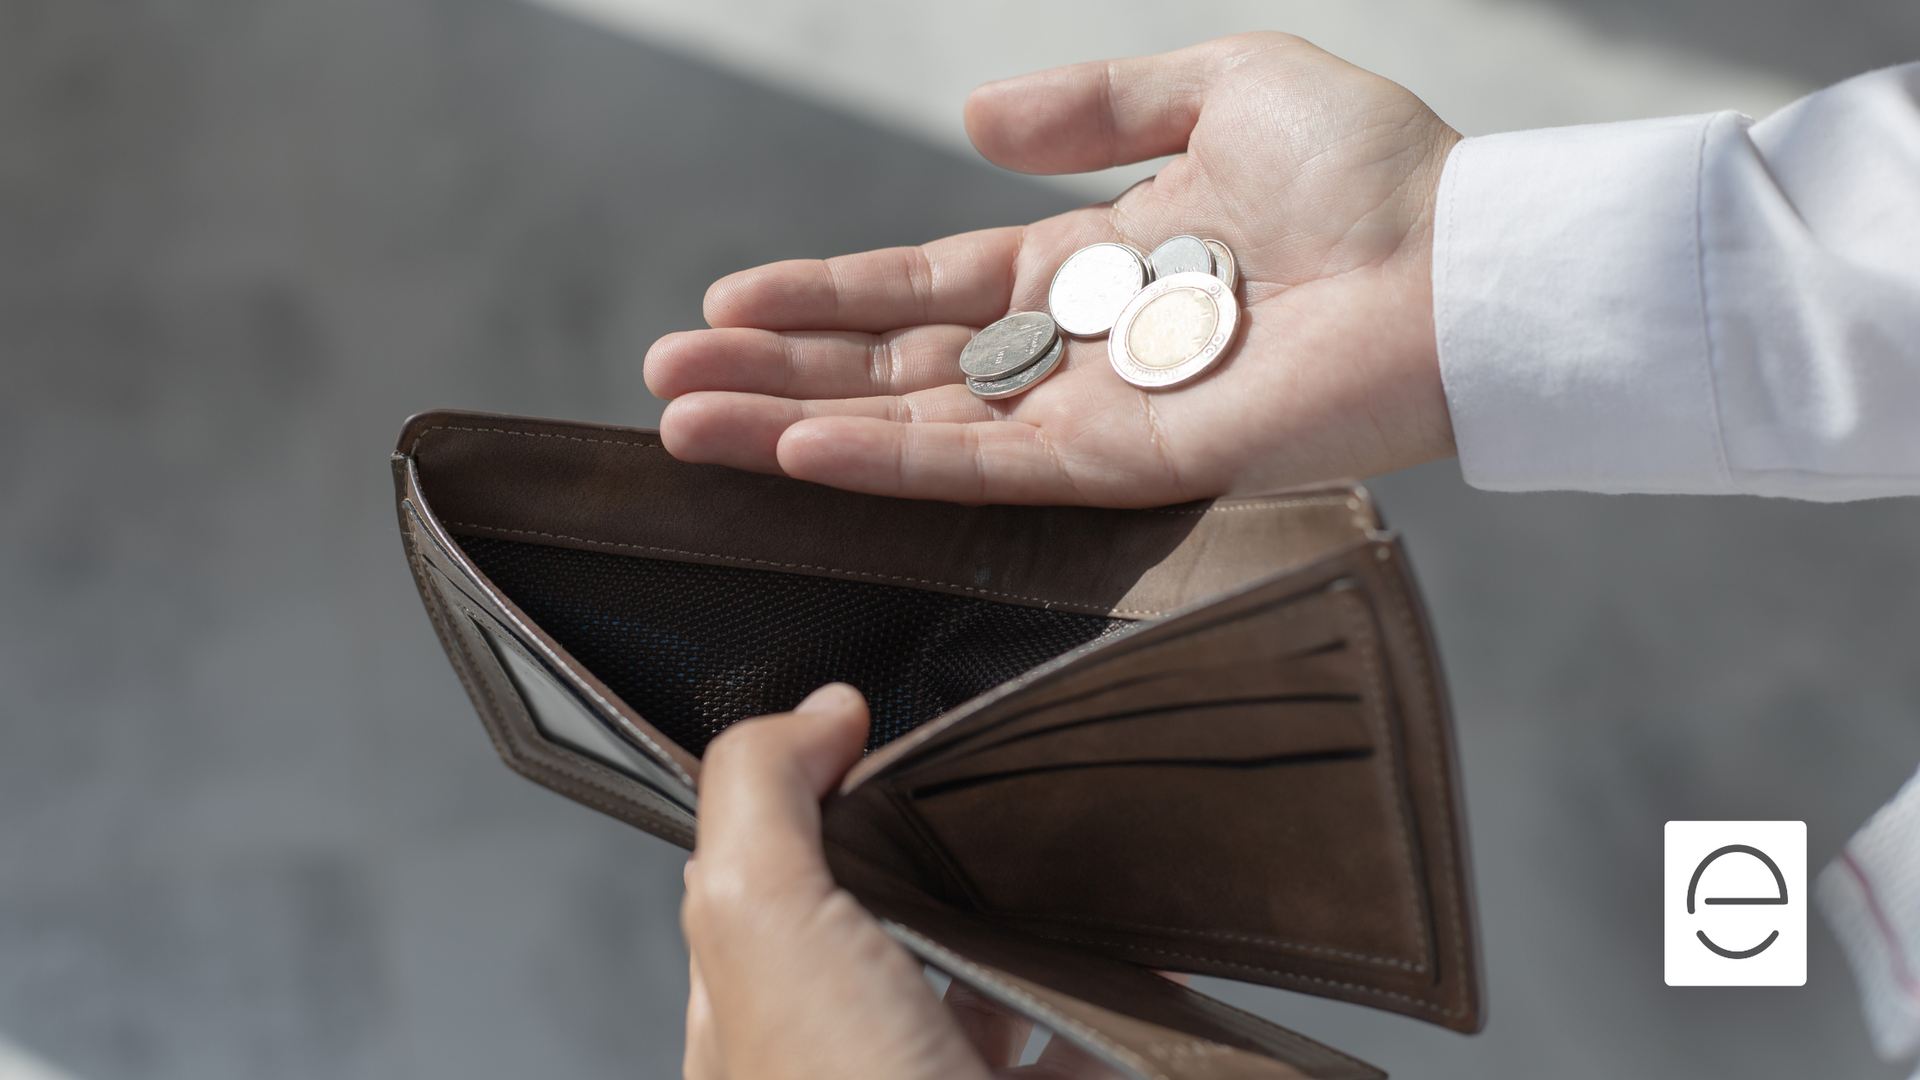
1106,271,1240,389
1126,287,1218,369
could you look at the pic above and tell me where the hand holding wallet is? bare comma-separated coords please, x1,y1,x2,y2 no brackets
393,410,1484,1079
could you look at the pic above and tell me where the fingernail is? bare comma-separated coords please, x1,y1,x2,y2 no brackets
795,682,857,713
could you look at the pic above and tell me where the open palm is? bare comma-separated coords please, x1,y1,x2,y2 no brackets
645,32,1461,507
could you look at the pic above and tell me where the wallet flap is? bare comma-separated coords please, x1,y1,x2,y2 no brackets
828,540,1484,1033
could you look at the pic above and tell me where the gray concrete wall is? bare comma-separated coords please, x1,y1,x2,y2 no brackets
0,1,1915,1077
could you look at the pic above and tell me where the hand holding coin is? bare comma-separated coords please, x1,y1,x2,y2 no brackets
647,32,1461,507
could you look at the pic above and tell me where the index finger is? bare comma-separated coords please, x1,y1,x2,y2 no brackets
703,226,1024,334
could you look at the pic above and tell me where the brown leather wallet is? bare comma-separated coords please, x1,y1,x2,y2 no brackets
393,410,1483,1079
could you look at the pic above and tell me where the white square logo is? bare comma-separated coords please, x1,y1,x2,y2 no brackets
1664,821,1806,986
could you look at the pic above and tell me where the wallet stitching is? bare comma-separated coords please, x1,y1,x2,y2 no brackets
1011,914,1421,972
423,547,694,841
1338,590,1434,971
1376,548,1473,1014
406,538,529,768
442,520,1173,618
1138,496,1348,516
407,424,670,456
1026,932,1467,1020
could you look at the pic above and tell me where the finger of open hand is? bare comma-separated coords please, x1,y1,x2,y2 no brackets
774,415,1105,505
646,325,975,401
704,228,1025,333
660,389,999,475
965,33,1298,176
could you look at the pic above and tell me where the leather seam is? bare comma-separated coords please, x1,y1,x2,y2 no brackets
406,533,528,783
407,424,670,457
1139,496,1350,516
1376,547,1472,1014
1026,931,1468,1020
1337,588,1434,970
442,520,1172,618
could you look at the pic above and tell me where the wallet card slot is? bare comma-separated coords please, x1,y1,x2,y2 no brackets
470,618,697,811
887,590,1365,775
874,576,1435,980
904,698,1371,788
907,747,1375,800
905,754,1429,974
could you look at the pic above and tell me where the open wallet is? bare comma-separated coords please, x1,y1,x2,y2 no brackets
392,410,1483,1080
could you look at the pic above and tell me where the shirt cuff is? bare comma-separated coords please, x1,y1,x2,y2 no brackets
1818,763,1920,1064
1432,115,1738,495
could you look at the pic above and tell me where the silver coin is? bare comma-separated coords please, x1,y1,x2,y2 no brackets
1107,271,1241,389
1202,238,1237,291
957,311,1058,380
1047,243,1149,338
1148,235,1213,280
967,334,1065,400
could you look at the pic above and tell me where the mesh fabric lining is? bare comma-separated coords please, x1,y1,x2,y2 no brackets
459,536,1132,755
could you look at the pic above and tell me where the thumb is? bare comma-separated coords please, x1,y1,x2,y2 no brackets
963,32,1300,176
691,683,870,893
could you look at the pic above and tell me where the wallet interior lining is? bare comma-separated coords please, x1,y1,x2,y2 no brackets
458,535,1134,755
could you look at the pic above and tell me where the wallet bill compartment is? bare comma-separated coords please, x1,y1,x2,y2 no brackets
455,533,1133,755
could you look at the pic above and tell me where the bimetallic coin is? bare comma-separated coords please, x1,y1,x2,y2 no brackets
1202,238,1237,291
1048,243,1149,338
958,311,1058,380
1148,235,1213,280
1107,271,1241,389
967,334,1065,400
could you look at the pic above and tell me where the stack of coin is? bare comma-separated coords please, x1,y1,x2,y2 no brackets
960,311,1065,400
1046,234,1240,390
959,234,1241,399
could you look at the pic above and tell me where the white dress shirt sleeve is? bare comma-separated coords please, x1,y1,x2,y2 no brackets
1816,764,1920,1069
1433,64,1920,501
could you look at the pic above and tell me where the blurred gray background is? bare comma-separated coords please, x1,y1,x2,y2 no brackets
1,1,1916,1078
